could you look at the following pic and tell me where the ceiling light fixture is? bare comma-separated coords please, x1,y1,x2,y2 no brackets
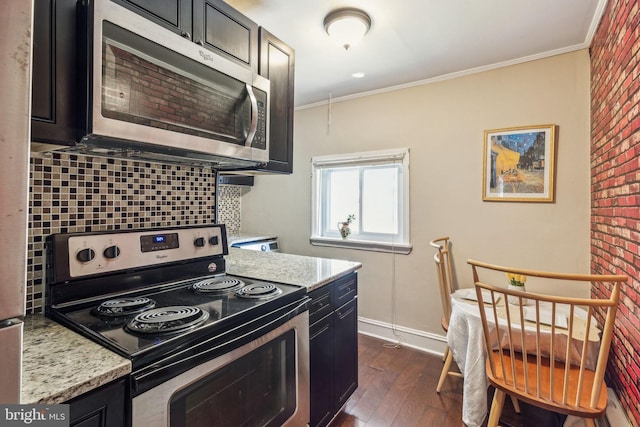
323,8,371,50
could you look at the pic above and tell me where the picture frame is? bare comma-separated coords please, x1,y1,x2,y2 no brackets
482,124,557,202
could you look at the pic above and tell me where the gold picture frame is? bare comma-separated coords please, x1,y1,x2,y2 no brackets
483,124,557,202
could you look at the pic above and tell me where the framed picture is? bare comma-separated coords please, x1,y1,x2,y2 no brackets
482,124,557,202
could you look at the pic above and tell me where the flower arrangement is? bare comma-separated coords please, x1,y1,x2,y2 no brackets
506,273,527,287
338,214,356,238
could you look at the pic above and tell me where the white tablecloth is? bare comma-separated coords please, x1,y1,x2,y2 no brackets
446,289,601,427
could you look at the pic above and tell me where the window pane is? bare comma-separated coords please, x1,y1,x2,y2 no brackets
362,167,398,234
327,169,359,234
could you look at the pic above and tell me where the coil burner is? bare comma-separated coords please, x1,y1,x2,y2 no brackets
192,277,245,294
125,306,209,335
236,283,283,300
94,297,156,317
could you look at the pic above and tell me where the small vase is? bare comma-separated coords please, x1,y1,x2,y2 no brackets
338,222,351,239
507,284,528,305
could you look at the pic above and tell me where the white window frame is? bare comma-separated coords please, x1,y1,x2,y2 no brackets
310,148,412,254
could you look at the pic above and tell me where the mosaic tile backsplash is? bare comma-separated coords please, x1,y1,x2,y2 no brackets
27,152,241,313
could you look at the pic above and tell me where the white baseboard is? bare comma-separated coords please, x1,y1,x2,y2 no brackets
357,316,448,357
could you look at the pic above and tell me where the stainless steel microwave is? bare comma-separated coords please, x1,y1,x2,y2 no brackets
74,0,270,168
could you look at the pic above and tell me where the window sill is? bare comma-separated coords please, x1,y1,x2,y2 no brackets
310,237,412,254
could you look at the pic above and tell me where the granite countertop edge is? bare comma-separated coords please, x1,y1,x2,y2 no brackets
22,249,361,404
21,315,132,404
226,248,362,292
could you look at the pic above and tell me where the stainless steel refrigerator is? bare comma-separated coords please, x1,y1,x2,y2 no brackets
0,0,33,404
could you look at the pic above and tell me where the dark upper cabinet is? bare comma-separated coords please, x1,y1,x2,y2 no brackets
258,28,295,173
116,0,258,72
194,0,258,72
31,0,78,145
113,0,193,37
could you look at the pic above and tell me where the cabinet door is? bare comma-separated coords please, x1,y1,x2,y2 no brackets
193,0,259,72
113,0,192,38
309,314,335,427
68,379,126,427
31,0,78,145
258,28,295,173
334,298,358,410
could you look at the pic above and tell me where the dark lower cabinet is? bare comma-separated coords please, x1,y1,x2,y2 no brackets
310,312,335,427
309,273,358,427
334,297,358,408
67,378,126,427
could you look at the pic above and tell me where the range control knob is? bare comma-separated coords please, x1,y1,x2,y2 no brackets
103,245,120,259
194,237,206,247
209,236,219,246
76,248,95,263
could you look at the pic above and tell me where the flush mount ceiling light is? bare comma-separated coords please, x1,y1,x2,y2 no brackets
324,8,371,50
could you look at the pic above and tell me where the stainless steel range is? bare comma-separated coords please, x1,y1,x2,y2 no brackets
45,224,309,427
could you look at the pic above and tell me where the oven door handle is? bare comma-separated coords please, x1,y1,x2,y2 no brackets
131,297,310,394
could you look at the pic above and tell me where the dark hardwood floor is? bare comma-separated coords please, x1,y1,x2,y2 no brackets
328,334,524,427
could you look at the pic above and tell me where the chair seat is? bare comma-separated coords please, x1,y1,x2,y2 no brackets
487,351,608,418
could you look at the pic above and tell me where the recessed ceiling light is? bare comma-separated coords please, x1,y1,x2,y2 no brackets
352,72,365,78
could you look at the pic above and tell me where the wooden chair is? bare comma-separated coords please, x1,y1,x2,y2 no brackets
430,237,463,392
467,259,626,427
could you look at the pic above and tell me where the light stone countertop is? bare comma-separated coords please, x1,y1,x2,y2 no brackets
21,315,131,404
227,233,277,245
20,249,359,404
226,247,362,292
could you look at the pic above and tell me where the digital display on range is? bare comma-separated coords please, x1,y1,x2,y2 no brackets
140,233,179,252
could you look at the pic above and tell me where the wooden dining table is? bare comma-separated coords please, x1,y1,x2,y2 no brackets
446,288,601,427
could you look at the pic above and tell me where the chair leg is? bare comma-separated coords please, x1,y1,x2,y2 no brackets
510,396,520,413
487,389,505,427
436,350,454,393
443,345,450,362
583,418,596,427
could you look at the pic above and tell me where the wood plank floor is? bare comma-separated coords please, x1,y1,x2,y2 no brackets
328,334,524,427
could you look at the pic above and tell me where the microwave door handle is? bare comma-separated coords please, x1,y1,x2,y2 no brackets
245,84,258,147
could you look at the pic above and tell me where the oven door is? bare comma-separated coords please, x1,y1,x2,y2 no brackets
131,307,309,427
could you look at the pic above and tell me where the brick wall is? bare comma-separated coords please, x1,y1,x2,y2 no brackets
590,0,640,425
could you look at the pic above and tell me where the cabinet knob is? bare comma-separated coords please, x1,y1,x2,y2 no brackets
181,31,191,40
195,40,204,46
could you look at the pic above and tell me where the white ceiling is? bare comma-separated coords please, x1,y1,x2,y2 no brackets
226,0,606,108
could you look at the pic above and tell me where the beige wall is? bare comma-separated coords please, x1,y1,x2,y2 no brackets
241,50,591,350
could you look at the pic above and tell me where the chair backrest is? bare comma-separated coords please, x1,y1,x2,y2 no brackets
430,237,456,325
467,259,626,417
